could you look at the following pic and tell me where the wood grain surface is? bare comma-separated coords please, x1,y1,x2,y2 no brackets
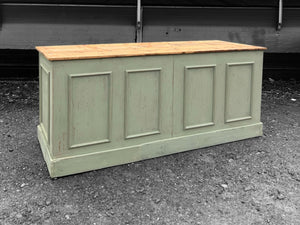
36,40,266,61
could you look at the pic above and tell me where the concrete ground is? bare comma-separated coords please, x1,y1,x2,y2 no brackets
0,78,299,225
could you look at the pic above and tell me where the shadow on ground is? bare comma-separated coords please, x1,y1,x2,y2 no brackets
0,78,299,225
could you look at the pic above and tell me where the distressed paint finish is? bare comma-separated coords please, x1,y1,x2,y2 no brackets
225,62,253,123
37,41,265,177
183,64,215,130
125,68,162,139
40,65,50,144
68,72,111,148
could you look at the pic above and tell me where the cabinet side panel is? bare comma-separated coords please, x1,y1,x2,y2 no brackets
40,65,50,144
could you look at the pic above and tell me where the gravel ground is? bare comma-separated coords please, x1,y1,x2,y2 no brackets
0,78,299,225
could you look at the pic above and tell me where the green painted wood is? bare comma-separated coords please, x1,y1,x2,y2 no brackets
69,72,111,148
37,49,264,177
38,123,262,177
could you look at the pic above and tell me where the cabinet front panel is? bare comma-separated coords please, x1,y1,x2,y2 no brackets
52,56,173,156
68,72,111,149
183,65,215,130
125,68,161,139
225,63,253,123
173,53,218,136
173,51,263,136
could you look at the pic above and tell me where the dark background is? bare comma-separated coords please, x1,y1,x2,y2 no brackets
0,0,299,79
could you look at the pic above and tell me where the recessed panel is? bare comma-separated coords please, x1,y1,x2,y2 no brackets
69,72,111,148
184,65,215,129
125,69,161,139
41,66,50,143
225,63,253,123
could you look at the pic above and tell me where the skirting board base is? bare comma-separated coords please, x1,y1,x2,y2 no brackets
37,123,263,178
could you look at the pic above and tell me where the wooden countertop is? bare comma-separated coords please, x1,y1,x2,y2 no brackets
36,40,266,61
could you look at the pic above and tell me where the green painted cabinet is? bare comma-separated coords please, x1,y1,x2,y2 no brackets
37,41,265,177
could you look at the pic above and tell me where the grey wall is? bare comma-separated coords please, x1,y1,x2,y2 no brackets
0,2,299,53
142,7,300,53
0,5,136,49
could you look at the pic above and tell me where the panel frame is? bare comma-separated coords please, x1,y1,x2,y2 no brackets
183,64,216,130
225,61,254,123
40,65,51,145
124,68,162,139
67,71,112,149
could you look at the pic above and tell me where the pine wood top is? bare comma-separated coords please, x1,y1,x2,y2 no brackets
36,40,266,61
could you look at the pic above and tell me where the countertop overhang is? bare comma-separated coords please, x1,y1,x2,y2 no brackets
36,40,266,61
